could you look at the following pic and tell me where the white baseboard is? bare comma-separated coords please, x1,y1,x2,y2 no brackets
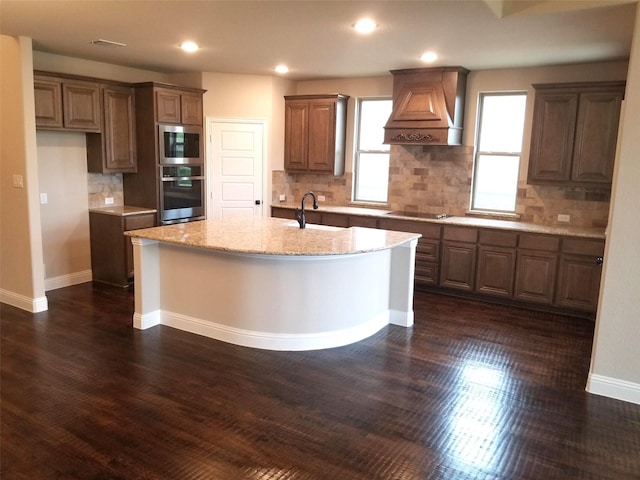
133,310,162,330
587,373,640,405
160,309,390,351
0,289,48,313
44,269,92,291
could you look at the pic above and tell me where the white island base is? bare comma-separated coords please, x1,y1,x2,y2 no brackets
129,219,419,351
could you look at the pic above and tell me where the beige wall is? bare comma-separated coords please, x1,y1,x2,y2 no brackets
588,11,640,403
27,52,173,289
0,35,47,311
36,132,91,283
33,51,170,83
201,72,296,206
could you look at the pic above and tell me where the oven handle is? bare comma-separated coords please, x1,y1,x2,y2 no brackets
161,176,205,181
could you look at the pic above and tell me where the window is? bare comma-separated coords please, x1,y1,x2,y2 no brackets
353,98,393,203
471,92,527,212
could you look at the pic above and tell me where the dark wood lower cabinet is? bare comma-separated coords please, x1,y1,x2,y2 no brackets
440,241,477,291
514,250,558,305
555,238,605,311
270,206,604,316
89,211,156,287
476,245,516,298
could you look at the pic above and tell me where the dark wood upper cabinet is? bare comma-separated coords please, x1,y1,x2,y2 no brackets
155,88,203,125
34,77,63,128
87,85,137,173
34,73,100,132
62,80,101,131
284,94,349,175
528,81,625,186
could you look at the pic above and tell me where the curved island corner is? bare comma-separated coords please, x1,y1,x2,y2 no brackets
125,217,421,351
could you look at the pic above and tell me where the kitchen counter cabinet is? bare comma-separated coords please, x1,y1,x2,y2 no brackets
86,84,137,173
555,238,605,312
514,234,560,305
379,217,441,287
89,207,156,287
439,226,478,292
475,229,518,298
126,217,420,351
528,81,625,186
284,94,349,175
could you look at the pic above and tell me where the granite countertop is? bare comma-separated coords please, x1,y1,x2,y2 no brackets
272,203,606,239
89,205,157,216
125,216,421,256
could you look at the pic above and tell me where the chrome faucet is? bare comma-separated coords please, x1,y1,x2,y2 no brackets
295,191,319,229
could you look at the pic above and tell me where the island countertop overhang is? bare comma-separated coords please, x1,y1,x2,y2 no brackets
125,217,421,256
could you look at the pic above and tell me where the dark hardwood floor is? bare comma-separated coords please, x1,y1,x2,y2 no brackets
2,283,639,480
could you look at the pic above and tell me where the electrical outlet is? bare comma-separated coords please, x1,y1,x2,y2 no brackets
279,194,286,201
105,197,114,205
40,193,48,204
557,214,571,223
318,195,326,202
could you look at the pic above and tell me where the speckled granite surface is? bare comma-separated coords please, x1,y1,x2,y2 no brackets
272,204,606,239
125,217,421,256
89,206,157,216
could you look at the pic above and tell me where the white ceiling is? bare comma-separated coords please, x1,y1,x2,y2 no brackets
0,0,637,80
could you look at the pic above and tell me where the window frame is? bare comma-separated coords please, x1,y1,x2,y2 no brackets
470,91,527,214
352,96,393,204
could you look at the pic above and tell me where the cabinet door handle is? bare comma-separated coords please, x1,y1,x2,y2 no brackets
596,256,604,266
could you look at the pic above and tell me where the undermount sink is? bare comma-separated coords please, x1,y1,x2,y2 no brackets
282,221,344,232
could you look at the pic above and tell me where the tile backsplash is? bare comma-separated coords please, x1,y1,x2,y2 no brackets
273,145,610,228
87,173,124,208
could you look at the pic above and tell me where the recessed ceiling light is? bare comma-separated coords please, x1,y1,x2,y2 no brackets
275,65,289,74
420,51,438,63
180,41,199,53
353,18,377,34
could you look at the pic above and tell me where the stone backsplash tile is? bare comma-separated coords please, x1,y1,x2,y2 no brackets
272,145,611,228
87,173,123,209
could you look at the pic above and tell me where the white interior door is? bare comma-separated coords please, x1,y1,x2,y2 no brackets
207,119,266,219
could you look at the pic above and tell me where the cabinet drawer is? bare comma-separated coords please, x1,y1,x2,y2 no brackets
124,213,156,231
322,212,349,227
378,218,441,238
562,237,604,256
443,226,478,243
348,215,378,228
415,263,438,286
416,240,439,262
479,229,518,247
518,233,560,251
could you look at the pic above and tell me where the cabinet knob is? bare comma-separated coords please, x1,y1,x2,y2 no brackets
596,256,604,266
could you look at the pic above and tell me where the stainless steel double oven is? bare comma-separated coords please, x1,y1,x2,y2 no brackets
158,125,205,224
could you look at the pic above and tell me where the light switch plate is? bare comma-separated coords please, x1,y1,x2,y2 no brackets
40,193,48,204
557,214,571,223
318,195,326,202
279,194,286,201
105,197,114,205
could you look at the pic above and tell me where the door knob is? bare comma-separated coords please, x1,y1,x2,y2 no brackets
255,200,261,205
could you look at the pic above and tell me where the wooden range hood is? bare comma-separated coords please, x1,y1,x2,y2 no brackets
384,66,469,146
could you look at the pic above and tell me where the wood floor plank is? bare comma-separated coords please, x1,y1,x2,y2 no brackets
1,282,639,479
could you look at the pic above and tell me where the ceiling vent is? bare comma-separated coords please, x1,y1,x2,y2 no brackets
89,39,127,48
384,66,469,146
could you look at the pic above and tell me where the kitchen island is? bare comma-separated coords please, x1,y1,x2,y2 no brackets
125,217,421,351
